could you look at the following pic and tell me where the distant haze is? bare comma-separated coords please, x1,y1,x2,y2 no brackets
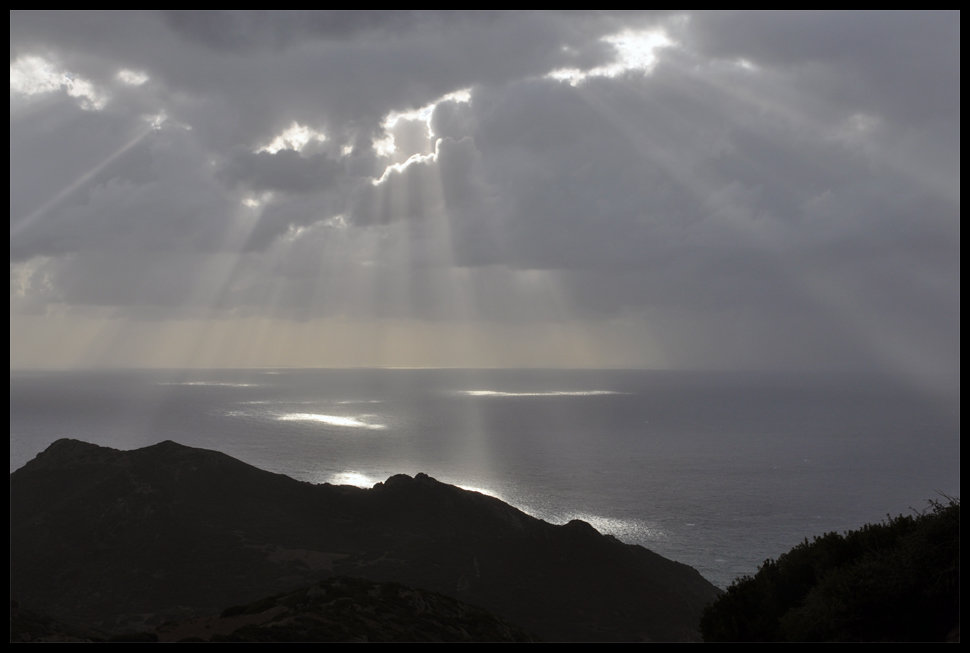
10,11,959,399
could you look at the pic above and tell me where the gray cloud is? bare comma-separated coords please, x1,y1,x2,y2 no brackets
678,11,959,122
9,11,959,382
219,149,344,194
12,119,236,262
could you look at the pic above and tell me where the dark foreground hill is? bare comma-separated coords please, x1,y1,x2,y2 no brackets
10,439,720,642
12,576,537,643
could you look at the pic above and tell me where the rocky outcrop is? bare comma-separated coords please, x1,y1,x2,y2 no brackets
11,439,720,641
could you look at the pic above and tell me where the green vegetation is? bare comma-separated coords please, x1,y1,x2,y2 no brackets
701,498,959,642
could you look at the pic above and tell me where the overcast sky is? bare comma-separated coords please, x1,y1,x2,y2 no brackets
9,11,960,393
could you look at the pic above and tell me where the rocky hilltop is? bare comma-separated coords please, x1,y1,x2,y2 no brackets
10,439,720,641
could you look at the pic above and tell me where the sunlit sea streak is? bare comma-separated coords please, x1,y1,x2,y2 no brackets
277,413,387,430
459,390,625,397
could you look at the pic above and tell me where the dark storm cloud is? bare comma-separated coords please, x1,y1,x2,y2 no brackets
218,149,344,194
240,191,353,252
162,10,477,51
9,11,959,378
400,38,958,318
678,11,959,123
11,114,236,262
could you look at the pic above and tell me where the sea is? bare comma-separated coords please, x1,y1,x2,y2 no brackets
9,367,960,590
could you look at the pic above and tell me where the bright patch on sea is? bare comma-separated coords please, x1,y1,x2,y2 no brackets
552,512,669,543
459,390,623,397
329,470,378,487
277,412,386,430
456,484,506,501
159,381,261,387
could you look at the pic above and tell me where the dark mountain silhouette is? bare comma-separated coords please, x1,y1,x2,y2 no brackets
10,439,720,641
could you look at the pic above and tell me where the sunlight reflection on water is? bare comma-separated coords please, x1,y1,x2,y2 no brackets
459,390,624,397
551,512,669,542
329,470,378,487
159,381,261,387
456,484,506,501
277,413,387,429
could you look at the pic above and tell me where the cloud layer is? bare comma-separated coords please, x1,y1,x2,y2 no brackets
10,11,960,386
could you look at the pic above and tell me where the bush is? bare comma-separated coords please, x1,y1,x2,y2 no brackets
701,498,959,642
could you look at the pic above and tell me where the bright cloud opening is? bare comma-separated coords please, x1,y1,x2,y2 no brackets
10,55,108,110
257,121,327,154
547,28,673,85
323,214,349,229
116,68,149,85
371,150,438,186
143,112,167,130
372,87,472,157
241,191,274,209
372,132,397,157
385,88,472,130
734,58,758,72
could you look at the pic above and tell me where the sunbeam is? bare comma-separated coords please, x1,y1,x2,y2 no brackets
542,45,958,399
11,126,154,238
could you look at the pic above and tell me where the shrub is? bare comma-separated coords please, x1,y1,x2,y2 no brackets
700,498,959,642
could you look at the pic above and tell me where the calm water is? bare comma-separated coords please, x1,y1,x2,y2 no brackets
9,368,960,589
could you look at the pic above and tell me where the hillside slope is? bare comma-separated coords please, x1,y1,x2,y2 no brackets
11,439,720,641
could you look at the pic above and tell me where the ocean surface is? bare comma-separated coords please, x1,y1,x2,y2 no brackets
9,368,960,589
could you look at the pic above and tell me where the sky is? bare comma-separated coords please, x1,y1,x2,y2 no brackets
9,11,960,392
